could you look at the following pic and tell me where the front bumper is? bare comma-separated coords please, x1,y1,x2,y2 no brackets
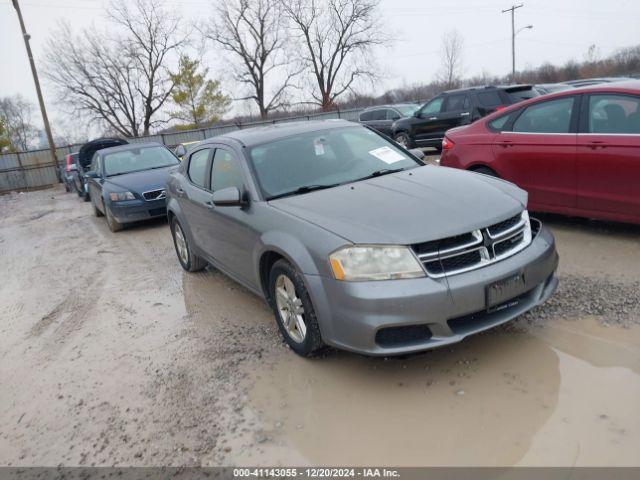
109,198,167,224
307,225,559,356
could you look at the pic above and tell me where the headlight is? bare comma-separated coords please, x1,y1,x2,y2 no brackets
329,245,425,281
109,191,136,201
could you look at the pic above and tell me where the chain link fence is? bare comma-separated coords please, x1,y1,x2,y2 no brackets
0,108,364,194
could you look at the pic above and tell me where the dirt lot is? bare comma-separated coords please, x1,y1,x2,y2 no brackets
0,185,639,467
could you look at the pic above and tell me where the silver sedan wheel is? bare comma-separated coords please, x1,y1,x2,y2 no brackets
174,223,189,265
275,274,306,343
395,134,408,147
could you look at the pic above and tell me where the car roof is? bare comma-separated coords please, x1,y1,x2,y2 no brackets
442,84,533,95
361,103,419,111
480,80,640,123
209,120,358,147
97,142,165,155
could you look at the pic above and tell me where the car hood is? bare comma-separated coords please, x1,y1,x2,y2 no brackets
270,166,527,245
105,166,176,194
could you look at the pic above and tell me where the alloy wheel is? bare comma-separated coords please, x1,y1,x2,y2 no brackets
174,223,189,265
274,274,306,343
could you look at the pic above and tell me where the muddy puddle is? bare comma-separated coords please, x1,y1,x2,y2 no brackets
246,318,640,466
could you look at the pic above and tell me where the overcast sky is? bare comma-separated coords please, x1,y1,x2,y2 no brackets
1,0,639,129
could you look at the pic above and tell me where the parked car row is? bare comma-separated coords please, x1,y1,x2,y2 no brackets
58,77,637,359
63,138,180,232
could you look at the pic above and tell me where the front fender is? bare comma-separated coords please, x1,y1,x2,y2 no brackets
257,230,324,277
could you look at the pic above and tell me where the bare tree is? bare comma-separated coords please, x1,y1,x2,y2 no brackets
204,0,298,120
438,30,464,89
0,94,38,150
108,0,188,135
43,0,187,137
283,0,386,111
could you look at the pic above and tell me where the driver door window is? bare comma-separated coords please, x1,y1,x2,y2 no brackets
211,149,244,191
420,97,443,117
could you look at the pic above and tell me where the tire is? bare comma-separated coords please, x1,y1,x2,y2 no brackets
269,259,324,357
83,185,91,202
92,198,104,217
170,217,207,272
105,205,123,232
394,132,414,149
472,166,499,177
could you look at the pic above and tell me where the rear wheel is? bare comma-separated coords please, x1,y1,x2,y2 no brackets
171,217,207,272
269,259,324,357
472,166,499,177
105,206,123,232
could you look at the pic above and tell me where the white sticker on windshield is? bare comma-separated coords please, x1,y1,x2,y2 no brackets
314,139,325,156
368,146,405,164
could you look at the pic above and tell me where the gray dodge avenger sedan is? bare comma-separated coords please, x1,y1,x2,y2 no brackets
166,120,558,357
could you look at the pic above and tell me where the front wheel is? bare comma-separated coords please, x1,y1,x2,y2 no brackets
170,217,206,272
105,205,123,232
394,132,414,149
92,197,104,217
269,259,324,357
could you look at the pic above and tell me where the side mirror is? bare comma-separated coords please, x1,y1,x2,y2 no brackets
413,110,421,118
212,186,246,207
68,164,78,172
408,148,425,161
175,145,186,158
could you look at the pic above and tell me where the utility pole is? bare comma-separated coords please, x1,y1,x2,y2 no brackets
11,0,59,170
502,3,524,82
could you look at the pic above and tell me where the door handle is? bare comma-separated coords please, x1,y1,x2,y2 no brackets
498,141,514,148
587,140,607,150
428,117,437,121
460,112,470,117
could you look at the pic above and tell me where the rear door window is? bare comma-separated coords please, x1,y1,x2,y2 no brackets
587,94,640,134
188,148,210,188
370,109,387,121
359,110,374,121
512,97,575,133
443,94,470,112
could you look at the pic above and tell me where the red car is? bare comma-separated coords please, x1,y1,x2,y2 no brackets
440,81,640,225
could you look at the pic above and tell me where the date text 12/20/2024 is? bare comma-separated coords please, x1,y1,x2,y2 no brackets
233,468,400,478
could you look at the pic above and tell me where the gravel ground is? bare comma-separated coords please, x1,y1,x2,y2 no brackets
0,186,638,467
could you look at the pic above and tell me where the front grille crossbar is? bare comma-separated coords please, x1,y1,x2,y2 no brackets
413,211,532,278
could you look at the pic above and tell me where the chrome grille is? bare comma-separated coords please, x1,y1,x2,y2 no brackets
142,189,166,201
413,211,532,278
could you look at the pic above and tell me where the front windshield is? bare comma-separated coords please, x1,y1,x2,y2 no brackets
396,105,419,116
248,126,421,200
104,146,179,176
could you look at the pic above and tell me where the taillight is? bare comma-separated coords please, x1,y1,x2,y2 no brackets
442,136,455,151
65,154,72,172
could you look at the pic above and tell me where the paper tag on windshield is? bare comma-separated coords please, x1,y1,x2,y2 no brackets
369,147,405,164
314,139,325,156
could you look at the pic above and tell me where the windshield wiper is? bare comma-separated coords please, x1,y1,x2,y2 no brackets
268,183,340,200
353,167,407,182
